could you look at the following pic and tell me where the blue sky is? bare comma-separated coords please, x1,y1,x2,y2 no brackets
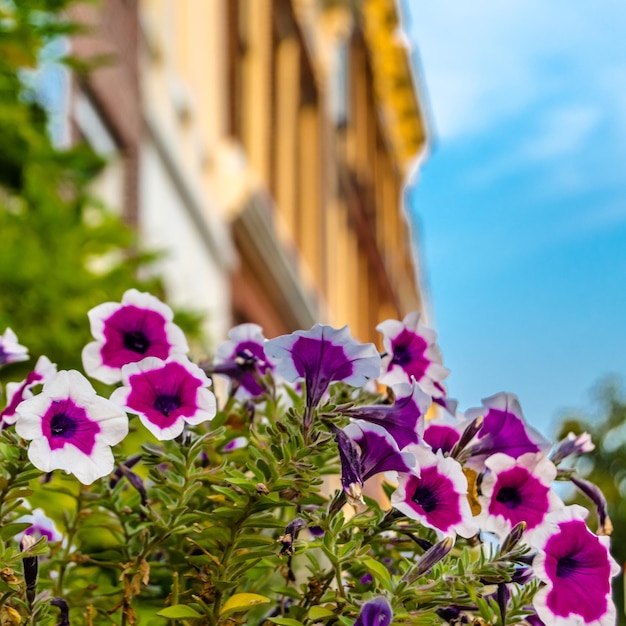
402,1,626,433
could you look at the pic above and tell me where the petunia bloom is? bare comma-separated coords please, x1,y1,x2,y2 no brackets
110,356,216,440
1,356,57,425
532,505,619,626
354,597,392,626
377,312,449,399
264,324,380,413
213,323,274,397
464,393,551,465
15,370,129,485
392,446,478,538
344,421,415,481
19,508,62,543
478,452,563,541
0,328,29,366
423,413,465,455
343,382,431,449
82,289,189,384
333,421,415,504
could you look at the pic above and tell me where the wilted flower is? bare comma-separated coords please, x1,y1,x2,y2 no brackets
331,424,364,505
110,356,216,440
343,381,431,449
213,323,274,397
15,370,129,485
82,289,189,384
377,312,448,399
1,356,57,425
392,446,477,538
265,324,380,414
354,596,392,626
478,453,563,541
465,393,550,464
0,328,29,366
532,505,619,626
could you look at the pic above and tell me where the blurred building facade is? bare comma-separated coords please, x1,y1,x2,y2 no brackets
68,0,429,350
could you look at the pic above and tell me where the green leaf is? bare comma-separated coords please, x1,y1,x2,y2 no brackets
267,619,305,626
219,593,271,615
156,605,203,619
0,522,32,540
362,557,392,588
308,606,336,620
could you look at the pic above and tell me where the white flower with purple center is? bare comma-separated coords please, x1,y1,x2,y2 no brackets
214,323,274,397
14,370,129,485
392,446,478,538
532,505,619,626
1,356,57,425
19,508,62,543
110,356,216,440
343,382,430,449
478,453,563,541
465,393,551,464
0,328,29,366
377,312,449,399
82,289,189,384
264,324,380,411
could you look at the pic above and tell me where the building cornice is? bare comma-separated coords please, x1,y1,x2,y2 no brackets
361,0,427,174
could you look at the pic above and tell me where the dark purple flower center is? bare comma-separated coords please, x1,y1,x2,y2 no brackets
495,485,522,509
392,343,412,366
123,330,150,354
555,555,578,578
390,329,429,381
42,399,100,454
153,394,181,417
49,413,78,439
412,485,438,513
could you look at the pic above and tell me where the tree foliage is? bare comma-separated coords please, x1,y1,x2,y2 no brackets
0,0,165,378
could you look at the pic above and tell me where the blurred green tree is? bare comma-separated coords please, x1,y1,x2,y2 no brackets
0,0,191,379
557,376,626,625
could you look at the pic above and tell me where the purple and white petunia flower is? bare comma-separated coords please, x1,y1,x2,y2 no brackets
19,508,62,543
464,393,551,465
392,446,478,538
213,323,274,397
264,324,380,412
0,328,29,366
15,370,129,485
423,413,465,456
532,505,619,626
343,382,430,449
354,597,392,626
82,289,189,384
344,421,415,481
110,356,216,440
377,312,449,399
478,453,563,541
1,356,57,425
